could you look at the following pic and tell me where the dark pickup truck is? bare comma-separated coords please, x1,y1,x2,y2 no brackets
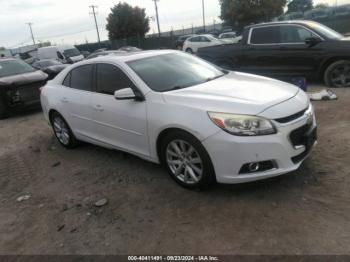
197,20,350,87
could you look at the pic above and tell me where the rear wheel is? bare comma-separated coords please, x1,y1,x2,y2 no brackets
0,96,8,120
50,112,78,148
185,48,194,54
324,60,350,87
160,131,215,189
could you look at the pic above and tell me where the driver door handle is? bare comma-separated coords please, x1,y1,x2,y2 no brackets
93,104,104,112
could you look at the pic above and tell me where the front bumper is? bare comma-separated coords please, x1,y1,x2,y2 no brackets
202,106,317,184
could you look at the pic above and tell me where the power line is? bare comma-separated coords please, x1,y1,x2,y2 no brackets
152,0,161,37
26,22,36,45
89,5,101,44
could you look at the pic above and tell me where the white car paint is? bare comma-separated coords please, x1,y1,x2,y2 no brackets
182,34,224,53
41,50,317,184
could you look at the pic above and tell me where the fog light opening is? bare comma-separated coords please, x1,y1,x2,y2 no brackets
239,160,277,174
248,162,260,172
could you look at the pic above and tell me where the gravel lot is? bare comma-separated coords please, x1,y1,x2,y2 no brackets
0,86,349,255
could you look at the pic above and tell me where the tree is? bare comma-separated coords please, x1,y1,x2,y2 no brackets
220,0,287,31
287,0,313,13
106,2,150,40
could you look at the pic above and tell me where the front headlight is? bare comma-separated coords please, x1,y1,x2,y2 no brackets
208,112,276,136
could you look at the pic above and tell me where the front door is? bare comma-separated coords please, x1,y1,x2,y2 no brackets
59,64,95,139
91,63,149,157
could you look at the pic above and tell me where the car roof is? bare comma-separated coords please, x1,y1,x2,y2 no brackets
244,20,314,29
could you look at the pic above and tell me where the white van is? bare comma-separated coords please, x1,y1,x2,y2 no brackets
37,45,84,64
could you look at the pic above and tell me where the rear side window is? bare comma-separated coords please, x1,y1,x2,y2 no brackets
96,64,135,95
250,26,280,44
69,65,93,91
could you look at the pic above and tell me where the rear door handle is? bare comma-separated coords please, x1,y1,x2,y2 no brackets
93,105,104,112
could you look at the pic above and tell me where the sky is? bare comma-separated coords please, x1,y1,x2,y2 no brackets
0,0,349,48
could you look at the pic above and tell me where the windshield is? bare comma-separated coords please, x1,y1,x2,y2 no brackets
0,60,35,78
306,21,343,40
63,48,81,58
127,53,225,92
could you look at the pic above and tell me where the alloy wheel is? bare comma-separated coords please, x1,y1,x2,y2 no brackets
166,139,203,185
330,64,350,87
53,116,70,145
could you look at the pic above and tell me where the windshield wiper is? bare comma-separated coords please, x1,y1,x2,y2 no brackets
167,85,188,91
204,74,225,83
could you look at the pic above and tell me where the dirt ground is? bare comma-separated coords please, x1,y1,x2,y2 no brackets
0,86,349,255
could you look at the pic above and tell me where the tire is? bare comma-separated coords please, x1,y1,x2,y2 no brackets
185,48,194,54
160,131,215,189
0,96,8,120
50,112,78,148
324,60,350,87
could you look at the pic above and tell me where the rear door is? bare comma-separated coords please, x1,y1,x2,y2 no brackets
90,63,149,157
59,64,95,139
239,25,282,76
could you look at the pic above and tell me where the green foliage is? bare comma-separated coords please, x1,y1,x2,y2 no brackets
287,0,313,13
220,0,287,31
106,2,150,40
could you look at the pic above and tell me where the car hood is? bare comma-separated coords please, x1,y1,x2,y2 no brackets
0,70,48,87
46,65,69,72
162,71,300,116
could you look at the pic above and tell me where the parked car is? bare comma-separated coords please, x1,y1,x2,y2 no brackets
197,20,350,87
86,50,127,59
183,34,224,54
0,58,48,119
32,59,69,80
218,32,242,44
175,34,197,50
80,51,91,58
41,50,317,189
219,32,237,40
37,45,84,64
118,46,142,52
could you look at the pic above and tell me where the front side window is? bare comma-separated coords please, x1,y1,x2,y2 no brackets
96,64,134,95
250,26,279,44
280,25,316,43
63,48,81,58
69,65,93,91
127,52,225,92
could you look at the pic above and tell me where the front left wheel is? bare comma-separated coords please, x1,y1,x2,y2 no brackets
160,131,215,189
50,112,78,148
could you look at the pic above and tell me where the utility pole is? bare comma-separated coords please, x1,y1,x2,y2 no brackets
89,5,101,44
152,0,161,37
202,0,206,32
26,22,36,45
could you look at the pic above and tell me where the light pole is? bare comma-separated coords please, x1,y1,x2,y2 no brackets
89,5,101,44
26,22,36,45
152,0,161,37
202,0,206,32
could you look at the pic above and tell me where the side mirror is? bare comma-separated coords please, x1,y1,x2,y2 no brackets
305,37,322,47
114,88,139,101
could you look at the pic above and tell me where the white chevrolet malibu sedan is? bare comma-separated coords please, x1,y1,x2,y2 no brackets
41,50,317,189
